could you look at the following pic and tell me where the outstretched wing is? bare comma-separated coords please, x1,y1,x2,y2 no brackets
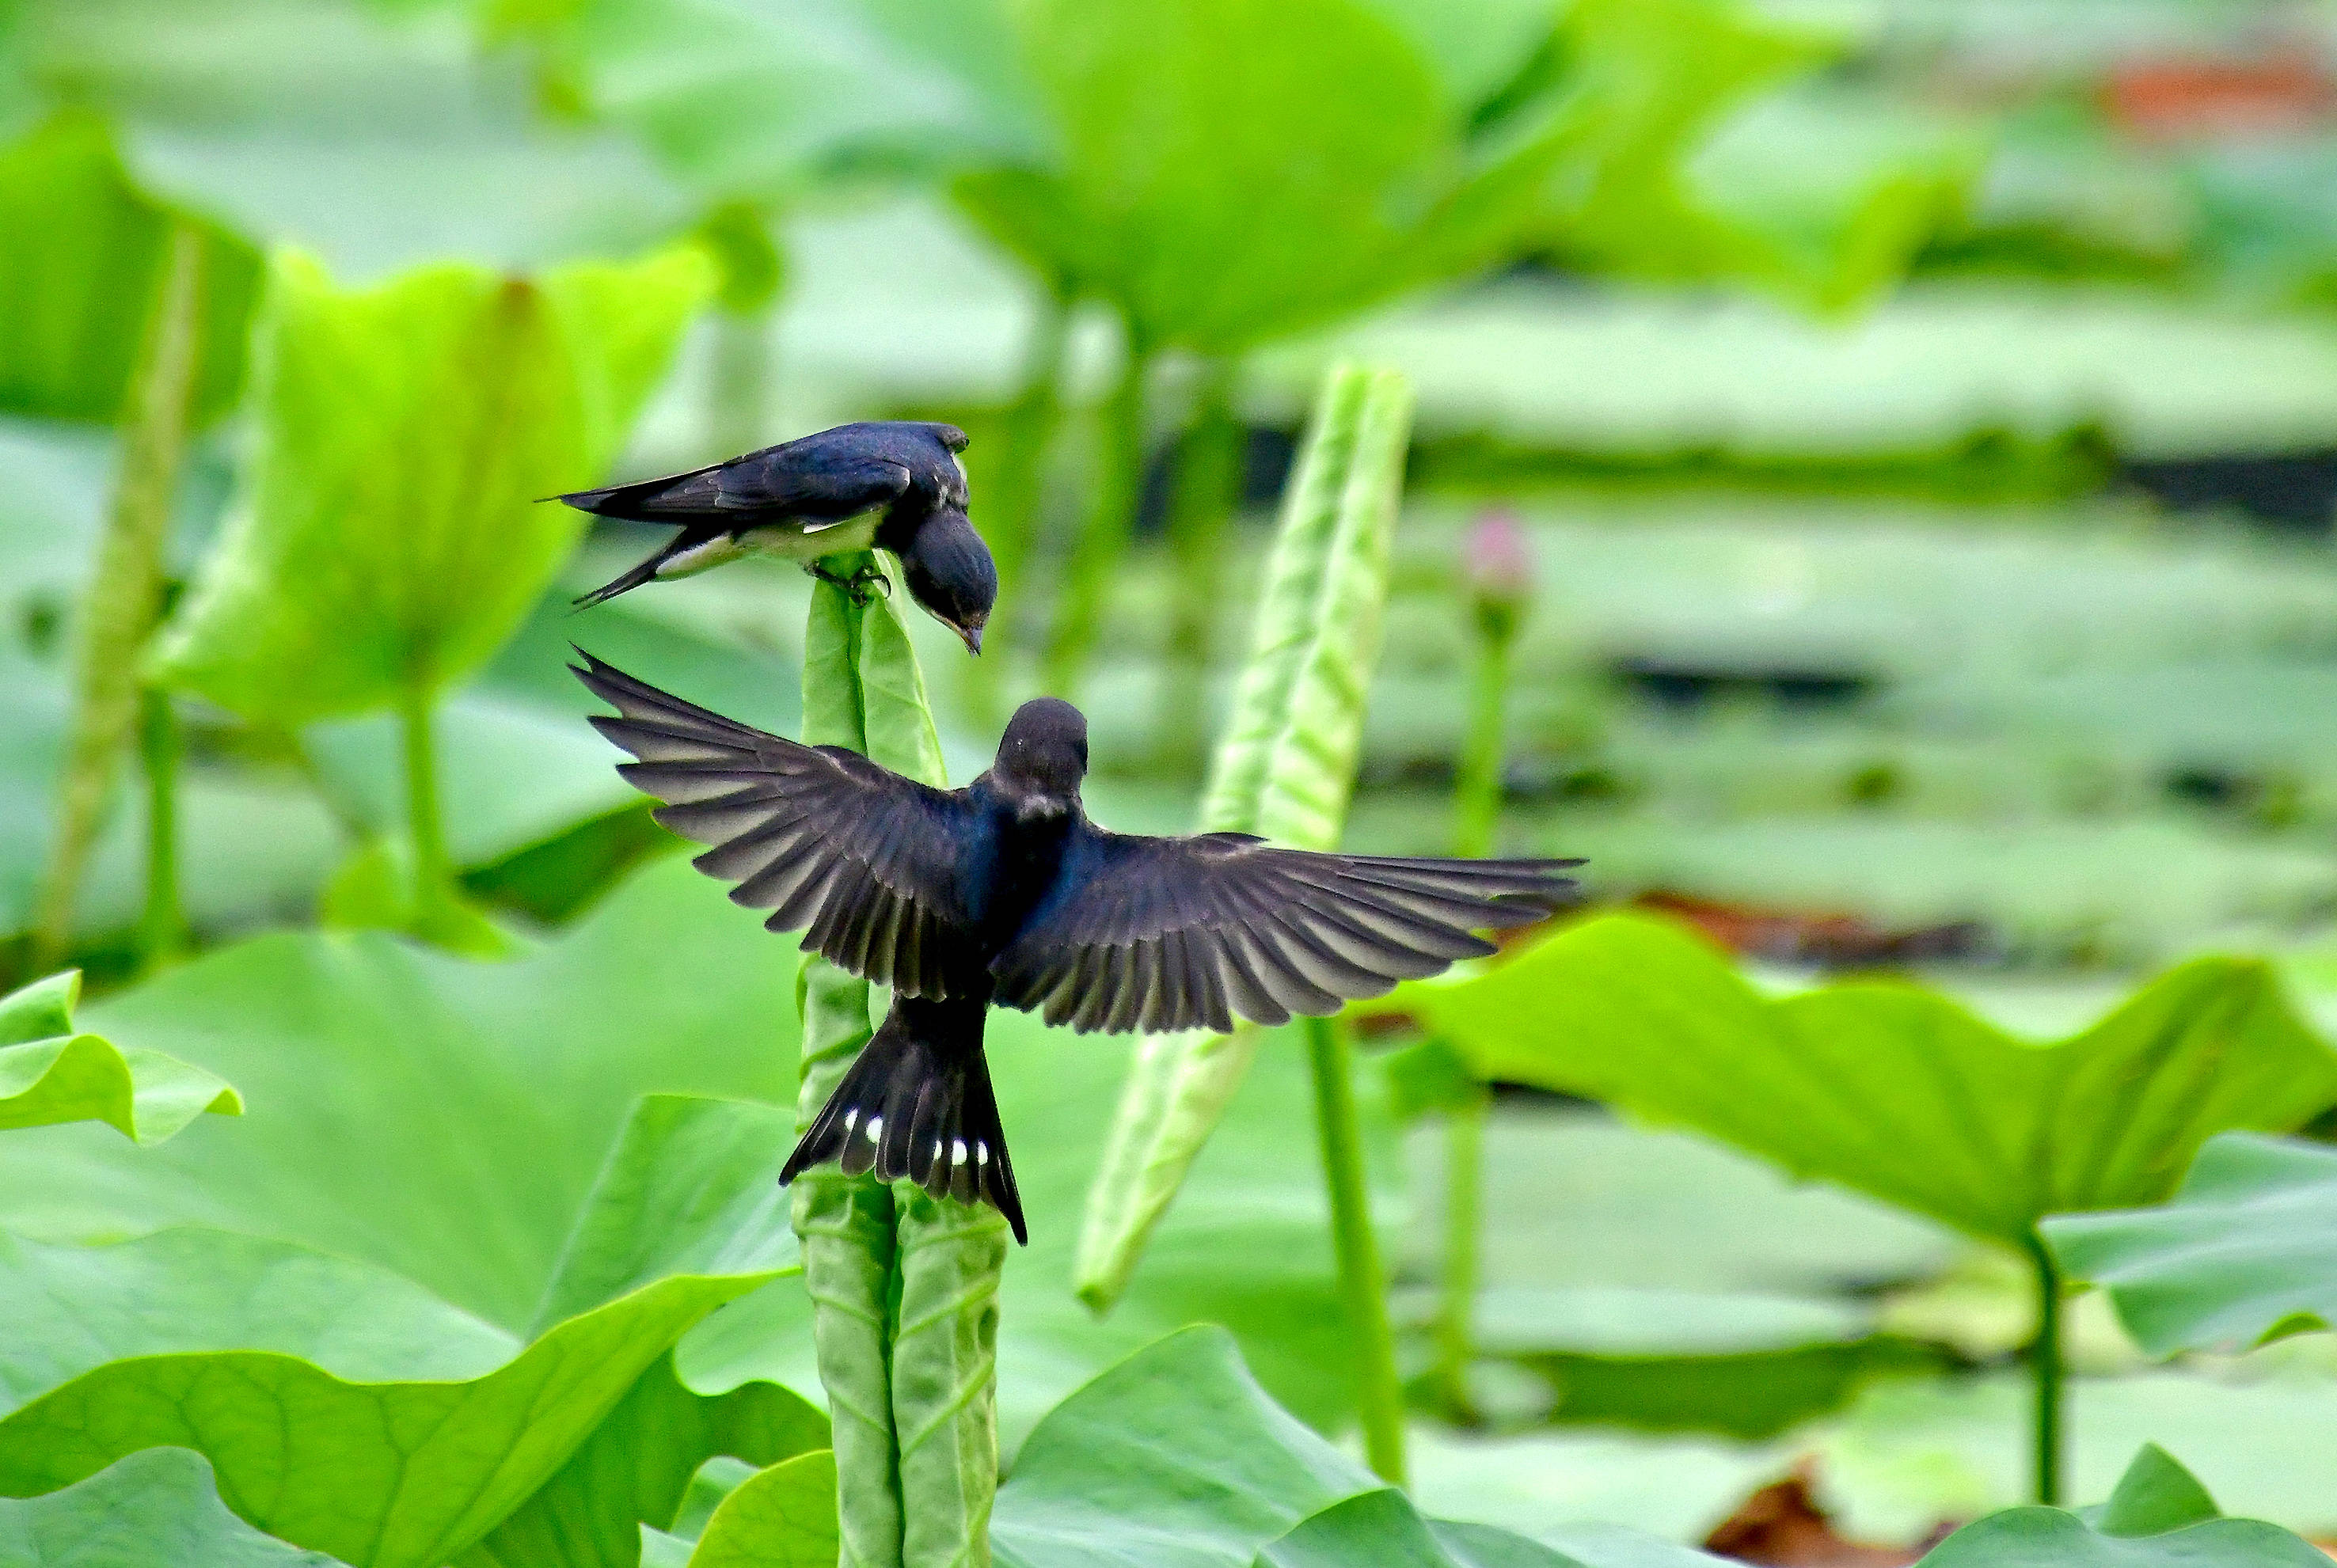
989,827,1579,1034
573,651,975,996
559,446,913,522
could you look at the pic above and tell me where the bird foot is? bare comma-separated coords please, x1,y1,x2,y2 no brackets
806,561,892,606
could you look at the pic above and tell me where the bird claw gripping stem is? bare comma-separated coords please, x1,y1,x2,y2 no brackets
808,560,893,605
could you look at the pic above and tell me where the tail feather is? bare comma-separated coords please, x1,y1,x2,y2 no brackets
781,998,1024,1243
571,544,678,610
555,470,700,519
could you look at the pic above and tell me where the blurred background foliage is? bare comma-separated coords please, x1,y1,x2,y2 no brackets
6,0,2337,1558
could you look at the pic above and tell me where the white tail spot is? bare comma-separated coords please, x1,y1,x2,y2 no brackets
932,1139,944,1164
975,1142,990,1167
952,1139,968,1166
864,1115,883,1143
842,1108,859,1135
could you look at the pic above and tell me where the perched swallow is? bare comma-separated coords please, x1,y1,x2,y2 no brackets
559,420,995,655
573,652,1581,1241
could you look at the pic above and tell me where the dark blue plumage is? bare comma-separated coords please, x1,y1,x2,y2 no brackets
560,420,994,654
573,652,1581,1241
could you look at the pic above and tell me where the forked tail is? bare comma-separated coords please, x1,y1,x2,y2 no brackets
571,538,683,610
781,993,1024,1243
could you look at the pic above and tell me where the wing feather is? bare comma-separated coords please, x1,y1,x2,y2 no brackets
561,446,914,522
990,826,1579,1035
574,651,973,996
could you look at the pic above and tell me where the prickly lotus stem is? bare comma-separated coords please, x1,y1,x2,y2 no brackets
794,553,1006,1568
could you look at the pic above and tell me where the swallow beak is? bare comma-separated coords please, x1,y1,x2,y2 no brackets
957,620,985,656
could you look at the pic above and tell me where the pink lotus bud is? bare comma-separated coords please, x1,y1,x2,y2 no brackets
1463,508,1531,639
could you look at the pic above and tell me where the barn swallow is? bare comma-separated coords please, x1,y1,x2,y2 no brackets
559,420,995,655
574,652,1580,1240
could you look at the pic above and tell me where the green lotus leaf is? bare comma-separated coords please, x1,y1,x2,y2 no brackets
990,1326,1721,1568
1400,915,2337,1247
0,1227,513,1411
0,1448,339,1567
0,852,1393,1459
0,860,792,1327
0,109,262,427
517,0,1024,206
675,1449,838,1568
457,1351,826,1568
1534,0,1973,314
1456,1285,1948,1441
1916,1443,2328,1566
990,1324,1381,1568
0,1272,785,1568
960,0,1440,353
534,1093,803,1334
1255,1489,1725,1568
21,0,696,279
0,1094,822,1568
0,970,239,1144
2081,1444,2219,1537
155,244,712,726
2044,1133,2337,1357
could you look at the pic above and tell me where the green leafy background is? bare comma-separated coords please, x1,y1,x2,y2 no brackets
157,245,712,723
8,0,2337,1559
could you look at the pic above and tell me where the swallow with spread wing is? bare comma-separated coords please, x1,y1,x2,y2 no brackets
575,652,1581,1241
559,420,995,655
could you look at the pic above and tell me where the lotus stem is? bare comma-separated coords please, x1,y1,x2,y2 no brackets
795,574,908,1568
136,685,187,970
1450,609,1514,862
1433,578,1518,1411
399,681,453,925
2022,1228,2064,1505
1305,1013,1407,1485
796,962,906,1568
796,562,1001,1566
1431,1089,1488,1418
1042,333,1150,697
32,222,206,969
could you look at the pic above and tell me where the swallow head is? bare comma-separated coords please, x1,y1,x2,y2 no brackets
995,697,1088,802
900,507,997,658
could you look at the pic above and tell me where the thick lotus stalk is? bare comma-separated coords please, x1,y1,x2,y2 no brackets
891,1186,1008,1568
795,552,1006,1568
32,222,205,970
794,567,906,1568
1074,365,1414,1479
